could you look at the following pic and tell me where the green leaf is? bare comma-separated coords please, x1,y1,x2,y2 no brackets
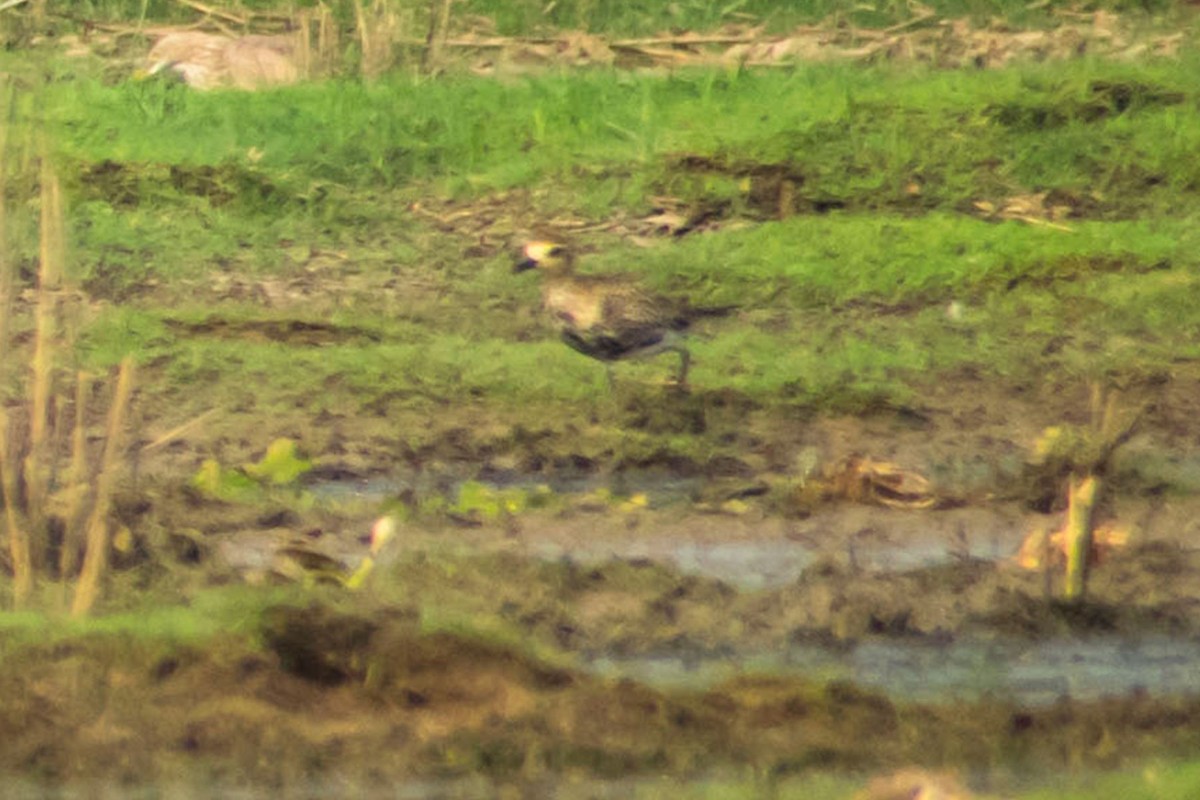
243,438,313,486
190,458,261,502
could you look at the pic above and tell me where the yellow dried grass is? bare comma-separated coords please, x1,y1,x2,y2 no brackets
0,142,137,612
58,370,93,578
23,160,63,548
72,357,135,618
353,0,411,78
0,88,27,607
423,0,453,72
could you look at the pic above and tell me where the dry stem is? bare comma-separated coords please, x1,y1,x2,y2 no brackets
0,408,31,607
72,357,135,617
58,371,93,577
23,159,64,566
1063,474,1100,601
0,87,27,606
423,0,452,72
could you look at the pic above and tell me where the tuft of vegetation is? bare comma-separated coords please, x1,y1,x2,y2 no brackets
0,127,139,615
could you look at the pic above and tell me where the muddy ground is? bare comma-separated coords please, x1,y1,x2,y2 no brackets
7,199,1200,791
7,602,1200,795
5,361,1200,794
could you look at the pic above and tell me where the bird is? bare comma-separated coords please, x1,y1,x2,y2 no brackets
513,240,732,388
854,769,976,800
268,516,397,589
142,32,300,90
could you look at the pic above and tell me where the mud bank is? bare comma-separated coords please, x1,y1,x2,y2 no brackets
5,605,1200,793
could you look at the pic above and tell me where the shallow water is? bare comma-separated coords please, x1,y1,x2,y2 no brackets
528,529,1011,589
308,473,1024,588
283,476,1200,706
589,635,1200,705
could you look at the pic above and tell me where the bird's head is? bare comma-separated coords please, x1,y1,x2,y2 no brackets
136,58,178,81
369,516,398,556
514,241,573,274
140,32,225,89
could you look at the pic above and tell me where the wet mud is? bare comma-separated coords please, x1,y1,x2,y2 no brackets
5,359,1191,791
9,478,1200,792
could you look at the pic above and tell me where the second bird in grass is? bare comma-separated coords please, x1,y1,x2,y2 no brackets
513,240,733,388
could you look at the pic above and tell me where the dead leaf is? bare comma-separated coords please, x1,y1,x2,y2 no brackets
1013,521,1131,570
824,455,937,509
974,192,1077,231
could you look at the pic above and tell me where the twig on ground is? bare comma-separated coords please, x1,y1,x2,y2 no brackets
142,408,220,452
173,0,246,26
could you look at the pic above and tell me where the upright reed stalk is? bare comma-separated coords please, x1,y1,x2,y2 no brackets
1062,474,1100,601
317,3,337,73
24,161,64,562
0,79,9,371
353,0,375,76
423,0,452,72
58,371,93,578
72,357,136,618
0,91,33,607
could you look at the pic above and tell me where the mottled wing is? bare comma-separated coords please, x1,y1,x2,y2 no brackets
223,35,300,89
598,283,687,332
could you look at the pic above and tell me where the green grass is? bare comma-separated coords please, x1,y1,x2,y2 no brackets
3,27,1200,458
603,762,1200,799
545,761,1200,798
67,208,1199,418
1017,761,1200,800
0,584,299,647
40,57,1200,215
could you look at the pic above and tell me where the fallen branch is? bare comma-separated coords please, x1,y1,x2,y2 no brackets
881,9,937,34
610,45,695,62
611,34,758,47
441,34,759,50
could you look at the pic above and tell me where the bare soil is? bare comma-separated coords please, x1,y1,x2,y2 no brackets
6,360,1200,792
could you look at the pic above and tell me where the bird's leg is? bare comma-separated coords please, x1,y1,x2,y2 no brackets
673,347,691,391
605,363,616,391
